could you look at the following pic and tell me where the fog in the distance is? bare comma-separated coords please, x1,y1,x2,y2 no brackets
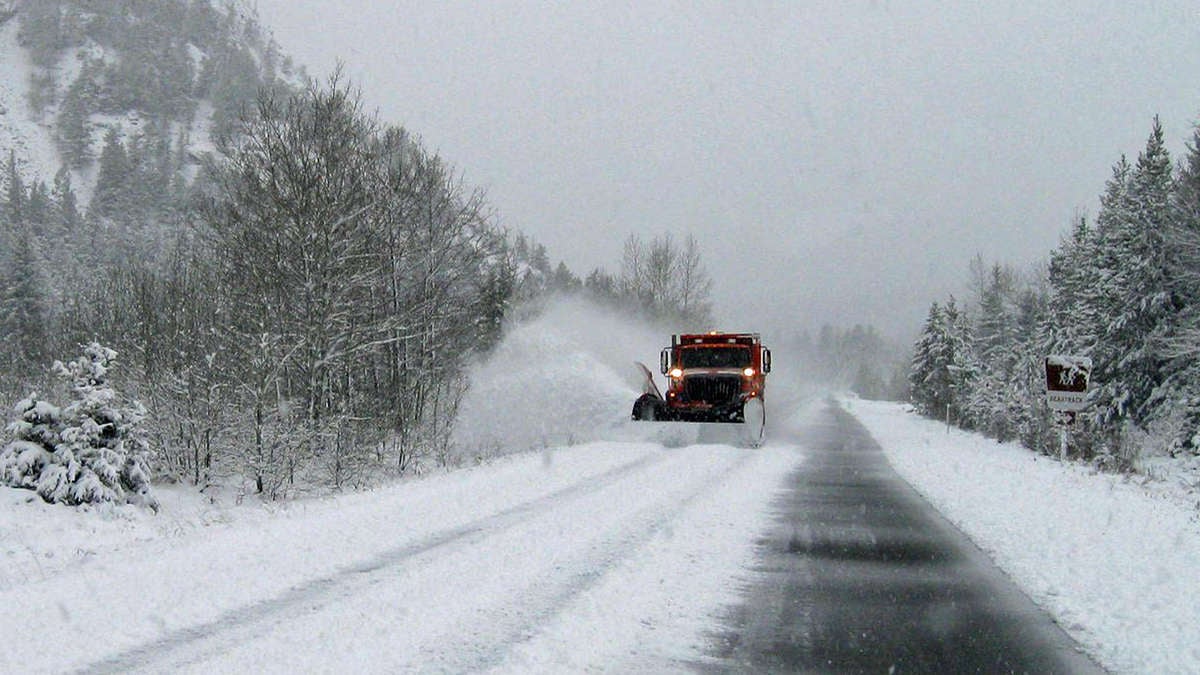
254,1,1200,340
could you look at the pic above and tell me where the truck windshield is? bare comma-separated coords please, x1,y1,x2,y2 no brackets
680,347,751,369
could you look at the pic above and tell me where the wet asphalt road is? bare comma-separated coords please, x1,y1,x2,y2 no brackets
702,402,1102,674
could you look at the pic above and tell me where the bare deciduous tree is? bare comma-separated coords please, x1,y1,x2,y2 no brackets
619,232,712,327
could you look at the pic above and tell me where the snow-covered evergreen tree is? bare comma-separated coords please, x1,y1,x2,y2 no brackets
910,297,978,424
3,150,25,225
975,264,1015,362
1045,214,1099,356
1090,120,1176,431
969,265,1017,441
1,220,47,368
909,301,942,414
0,153,48,371
0,396,62,498
0,343,156,509
943,297,980,428
1147,123,1200,452
89,127,130,222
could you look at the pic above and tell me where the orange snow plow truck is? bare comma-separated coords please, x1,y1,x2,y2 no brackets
631,332,771,446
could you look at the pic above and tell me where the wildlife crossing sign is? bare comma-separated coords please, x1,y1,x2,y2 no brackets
1044,355,1092,412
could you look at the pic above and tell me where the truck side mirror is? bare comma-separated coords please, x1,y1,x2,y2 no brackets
762,348,772,374
660,348,670,375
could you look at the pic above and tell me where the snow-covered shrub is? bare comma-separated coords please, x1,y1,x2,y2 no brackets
0,343,157,509
0,396,63,497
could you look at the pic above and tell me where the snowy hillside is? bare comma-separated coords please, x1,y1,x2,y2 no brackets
0,0,296,200
0,17,67,191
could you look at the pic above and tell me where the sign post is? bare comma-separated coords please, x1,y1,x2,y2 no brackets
1044,355,1092,460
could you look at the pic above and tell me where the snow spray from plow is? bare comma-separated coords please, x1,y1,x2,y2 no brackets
453,299,676,456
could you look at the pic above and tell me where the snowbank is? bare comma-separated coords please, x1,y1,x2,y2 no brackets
0,482,237,594
844,397,1200,675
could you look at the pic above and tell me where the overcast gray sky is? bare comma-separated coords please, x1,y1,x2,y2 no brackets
253,1,1200,340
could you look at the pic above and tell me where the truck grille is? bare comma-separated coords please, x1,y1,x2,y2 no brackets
683,375,740,405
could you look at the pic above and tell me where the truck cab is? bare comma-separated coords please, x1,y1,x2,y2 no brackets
658,332,770,422
633,332,771,430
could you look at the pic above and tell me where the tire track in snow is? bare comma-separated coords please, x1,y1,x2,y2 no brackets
105,445,771,674
454,446,760,672
78,449,674,675
290,444,774,673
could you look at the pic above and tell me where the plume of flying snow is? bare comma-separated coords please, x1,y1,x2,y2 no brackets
452,297,672,458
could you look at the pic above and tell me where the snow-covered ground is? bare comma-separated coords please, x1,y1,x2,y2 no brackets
845,396,1200,675
0,439,802,673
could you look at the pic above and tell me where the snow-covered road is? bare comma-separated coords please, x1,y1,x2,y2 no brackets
847,397,1200,674
2,438,801,673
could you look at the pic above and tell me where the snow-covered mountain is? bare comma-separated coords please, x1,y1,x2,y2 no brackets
0,0,299,204
0,15,62,190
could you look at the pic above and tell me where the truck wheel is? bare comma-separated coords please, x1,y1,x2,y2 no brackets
743,397,765,447
632,394,658,421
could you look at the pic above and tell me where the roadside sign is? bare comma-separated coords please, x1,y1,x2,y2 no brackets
1044,355,1091,412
